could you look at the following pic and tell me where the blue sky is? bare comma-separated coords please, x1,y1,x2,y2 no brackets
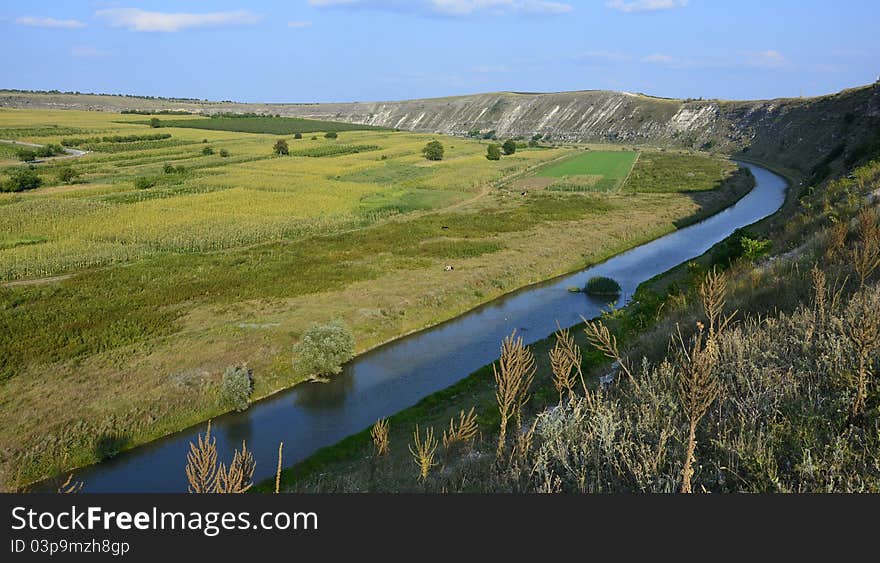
1,1,877,103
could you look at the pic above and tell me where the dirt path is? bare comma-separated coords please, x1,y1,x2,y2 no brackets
0,139,89,160
2,274,76,287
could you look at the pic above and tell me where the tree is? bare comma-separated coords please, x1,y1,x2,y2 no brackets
202,146,214,156
502,139,517,155
56,167,80,184
134,177,155,190
293,320,355,377
486,144,501,161
2,167,42,192
294,133,303,140
163,162,175,174
219,148,230,157
422,140,444,161
325,131,338,139
150,118,161,128
273,139,289,155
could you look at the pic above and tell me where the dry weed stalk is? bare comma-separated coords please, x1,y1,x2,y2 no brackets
550,326,584,403
409,425,438,482
275,442,283,494
851,208,880,288
216,441,256,494
825,221,848,261
583,318,640,393
699,268,736,339
676,324,721,494
493,331,536,459
812,265,827,327
57,474,83,494
186,420,218,493
844,293,880,416
371,418,390,457
442,407,479,455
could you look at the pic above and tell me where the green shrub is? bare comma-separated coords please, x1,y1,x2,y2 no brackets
220,365,253,412
294,320,356,377
219,148,230,157
422,140,444,161
294,133,303,140
486,144,501,161
56,167,80,184
740,236,772,261
150,118,161,128
2,167,42,192
16,149,37,162
163,162,175,174
311,136,318,140
325,131,338,139
502,139,517,155
584,276,621,297
134,177,156,190
35,144,64,158
202,146,214,156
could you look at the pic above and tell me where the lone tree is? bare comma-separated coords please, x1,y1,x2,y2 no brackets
486,144,501,161
502,139,517,155
294,132,303,140
325,131,338,139
150,117,161,128
422,140,444,161
273,139,289,156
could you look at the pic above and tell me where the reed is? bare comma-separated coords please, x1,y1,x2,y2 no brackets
371,418,390,457
442,407,479,457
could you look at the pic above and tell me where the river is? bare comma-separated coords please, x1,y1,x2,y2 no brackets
44,161,787,492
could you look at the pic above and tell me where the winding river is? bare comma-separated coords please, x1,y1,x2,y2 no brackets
46,161,787,492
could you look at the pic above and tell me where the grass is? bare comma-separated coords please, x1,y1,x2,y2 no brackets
0,108,748,489
148,115,386,135
538,150,637,192
623,151,737,193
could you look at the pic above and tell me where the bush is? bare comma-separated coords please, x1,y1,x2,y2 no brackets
150,118,160,128
584,276,621,297
202,146,214,156
16,149,37,162
486,144,501,161
2,167,42,192
220,366,253,412
274,139,289,155
311,136,318,140
294,320,356,377
502,139,517,155
163,162,175,174
56,167,80,184
325,131,338,139
422,140,444,161
36,144,64,158
294,133,303,140
219,148,230,157
134,177,156,190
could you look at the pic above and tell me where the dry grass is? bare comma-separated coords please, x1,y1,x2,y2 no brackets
371,418,390,457
408,425,438,482
549,326,583,403
185,421,255,493
442,407,479,457
492,331,536,459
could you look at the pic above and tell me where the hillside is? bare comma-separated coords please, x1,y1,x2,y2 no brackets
4,83,879,177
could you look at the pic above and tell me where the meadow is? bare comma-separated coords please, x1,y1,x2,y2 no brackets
148,115,387,135
0,108,743,489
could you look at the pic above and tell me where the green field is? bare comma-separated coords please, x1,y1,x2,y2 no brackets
537,150,638,191
0,108,744,489
149,115,386,135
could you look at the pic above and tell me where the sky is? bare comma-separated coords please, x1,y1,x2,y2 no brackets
1,1,877,103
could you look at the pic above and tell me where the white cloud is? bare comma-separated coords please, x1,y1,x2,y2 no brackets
95,8,261,32
15,16,86,29
71,45,110,58
745,50,787,69
642,53,674,64
288,20,313,28
308,0,573,16
572,50,634,63
606,0,688,13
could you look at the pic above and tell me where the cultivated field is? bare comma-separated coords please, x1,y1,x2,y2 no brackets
0,108,744,489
